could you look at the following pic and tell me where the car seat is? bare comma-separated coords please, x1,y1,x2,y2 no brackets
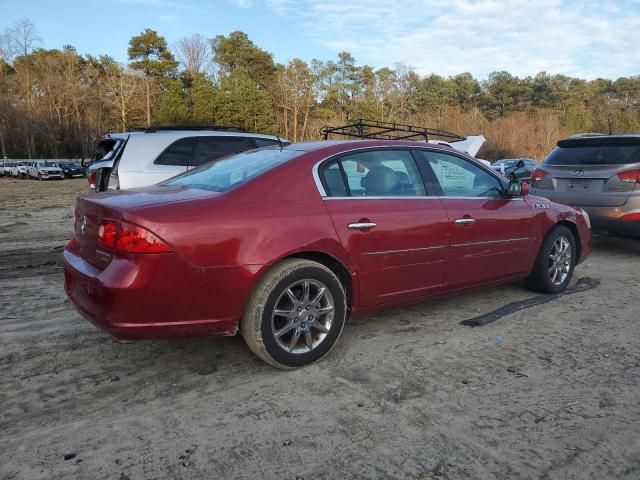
361,166,398,196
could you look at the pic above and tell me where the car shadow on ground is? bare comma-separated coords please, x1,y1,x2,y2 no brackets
591,233,640,256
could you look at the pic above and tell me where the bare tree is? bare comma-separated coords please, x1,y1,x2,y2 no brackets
8,18,41,57
174,34,210,77
0,32,17,63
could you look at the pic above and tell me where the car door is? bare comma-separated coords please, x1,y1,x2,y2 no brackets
415,149,536,288
319,148,450,307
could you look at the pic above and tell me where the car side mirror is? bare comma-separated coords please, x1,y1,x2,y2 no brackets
508,180,529,197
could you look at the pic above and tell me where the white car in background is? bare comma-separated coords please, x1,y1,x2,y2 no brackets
10,162,30,178
88,126,288,191
28,161,64,180
0,161,16,176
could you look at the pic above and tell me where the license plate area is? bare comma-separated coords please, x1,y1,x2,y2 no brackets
568,179,591,190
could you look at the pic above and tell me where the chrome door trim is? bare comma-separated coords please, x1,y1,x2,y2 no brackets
363,245,448,256
450,237,532,247
454,218,476,225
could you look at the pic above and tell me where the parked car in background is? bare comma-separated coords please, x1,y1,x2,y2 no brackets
28,160,64,180
10,162,29,178
87,126,289,192
64,140,591,369
531,134,640,237
1,161,16,176
57,161,85,178
492,158,538,182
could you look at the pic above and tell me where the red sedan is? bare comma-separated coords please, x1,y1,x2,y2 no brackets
63,140,592,368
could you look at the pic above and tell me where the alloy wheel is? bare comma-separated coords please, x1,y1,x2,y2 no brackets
548,235,572,285
271,279,335,354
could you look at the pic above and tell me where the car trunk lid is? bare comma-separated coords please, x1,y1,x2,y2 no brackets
73,185,220,268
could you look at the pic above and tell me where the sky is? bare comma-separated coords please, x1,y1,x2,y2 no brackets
1,0,639,80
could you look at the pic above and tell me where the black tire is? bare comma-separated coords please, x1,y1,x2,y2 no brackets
241,258,347,369
525,225,576,293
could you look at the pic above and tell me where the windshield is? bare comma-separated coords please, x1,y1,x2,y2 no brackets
43,161,58,167
546,138,640,165
165,147,304,192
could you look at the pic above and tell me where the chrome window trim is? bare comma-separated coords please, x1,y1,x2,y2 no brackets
323,196,524,201
311,144,509,199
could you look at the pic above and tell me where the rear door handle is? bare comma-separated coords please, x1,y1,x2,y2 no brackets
348,222,377,230
454,217,476,225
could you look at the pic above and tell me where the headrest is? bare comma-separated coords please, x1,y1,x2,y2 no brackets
361,166,398,195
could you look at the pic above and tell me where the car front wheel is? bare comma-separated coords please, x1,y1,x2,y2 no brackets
241,259,347,369
525,225,576,293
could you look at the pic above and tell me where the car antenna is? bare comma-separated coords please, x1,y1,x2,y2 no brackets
608,118,613,135
276,135,284,151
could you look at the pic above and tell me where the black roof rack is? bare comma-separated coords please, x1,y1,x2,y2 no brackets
320,119,465,142
144,125,247,133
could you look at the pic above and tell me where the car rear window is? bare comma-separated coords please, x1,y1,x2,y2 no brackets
545,137,640,165
165,147,303,192
191,137,256,167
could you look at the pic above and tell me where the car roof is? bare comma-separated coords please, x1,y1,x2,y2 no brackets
280,139,466,154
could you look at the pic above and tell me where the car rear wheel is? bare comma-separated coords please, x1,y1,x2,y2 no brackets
241,259,347,369
525,225,576,293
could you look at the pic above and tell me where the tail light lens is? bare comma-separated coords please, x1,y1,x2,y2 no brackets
88,170,97,189
617,170,640,184
532,168,548,182
622,213,640,221
97,221,118,249
97,220,171,254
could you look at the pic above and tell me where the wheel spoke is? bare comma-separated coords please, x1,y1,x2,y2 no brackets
285,288,298,304
316,305,334,315
274,321,295,338
288,329,301,351
274,309,296,319
302,281,310,302
310,287,326,306
311,320,329,333
304,331,314,351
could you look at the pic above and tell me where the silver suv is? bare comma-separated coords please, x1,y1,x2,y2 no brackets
28,161,64,180
531,134,640,237
88,126,287,192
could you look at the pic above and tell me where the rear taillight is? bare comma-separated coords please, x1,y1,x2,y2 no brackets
97,220,171,254
88,170,97,189
532,168,548,182
617,170,640,184
117,222,171,253
97,220,118,249
622,213,640,221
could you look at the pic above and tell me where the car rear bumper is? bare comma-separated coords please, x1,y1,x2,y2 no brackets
63,242,257,340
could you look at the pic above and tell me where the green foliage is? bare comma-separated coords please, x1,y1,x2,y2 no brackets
128,28,178,77
211,31,276,88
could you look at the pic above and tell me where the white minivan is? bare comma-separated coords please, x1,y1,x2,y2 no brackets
88,126,288,191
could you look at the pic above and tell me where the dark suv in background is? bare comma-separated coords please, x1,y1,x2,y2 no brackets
531,134,640,237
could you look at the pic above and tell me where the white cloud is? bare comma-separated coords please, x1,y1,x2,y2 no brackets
264,0,640,79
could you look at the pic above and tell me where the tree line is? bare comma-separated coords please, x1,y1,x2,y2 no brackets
0,18,639,161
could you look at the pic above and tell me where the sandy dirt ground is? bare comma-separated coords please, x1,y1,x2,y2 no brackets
1,176,639,480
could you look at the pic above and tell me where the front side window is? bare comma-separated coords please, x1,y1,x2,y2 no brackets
418,150,503,198
321,149,426,197
191,137,256,167
154,137,197,166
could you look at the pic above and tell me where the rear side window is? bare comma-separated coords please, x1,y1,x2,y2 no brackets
155,137,197,166
546,138,640,165
191,137,256,167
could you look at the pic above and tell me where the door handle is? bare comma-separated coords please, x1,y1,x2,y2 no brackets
454,217,476,225
348,222,377,230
